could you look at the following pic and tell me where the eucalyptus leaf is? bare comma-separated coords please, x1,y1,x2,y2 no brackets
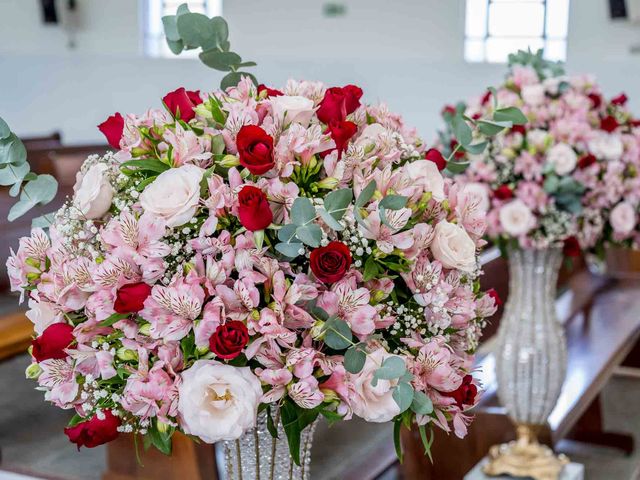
464,141,488,155
176,3,190,15
452,114,472,147
493,106,527,125
373,356,406,381
162,15,181,42
0,134,27,166
543,175,559,194
317,208,344,231
277,223,298,243
0,117,10,140
199,50,242,71
176,12,216,48
392,381,414,413
355,180,376,208
0,162,30,186
275,242,303,258
220,71,258,90
290,197,316,226
411,391,434,415
295,224,322,248
324,318,352,351
379,194,407,210
32,212,55,229
445,160,471,175
323,188,352,220
344,345,366,374
166,39,184,55
9,181,21,197
8,174,58,222
210,16,229,46
477,119,512,136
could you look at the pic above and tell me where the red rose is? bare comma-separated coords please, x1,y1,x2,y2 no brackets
493,185,514,200
237,185,273,231
310,241,352,283
450,139,466,159
611,93,628,106
257,84,283,97
97,113,124,149
316,85,363,124
326,120,357,158
588,93,602,109
441,105,457,117
31,323,75,362
442,374,478,409
114,282,152,314
209,321,249,360
162,87,203,122
487,288,502,307
511,124,526,135
236,125,275,175
577,154,597,169
64,410,120,449
600,115,619,133
563,236,581,257
425,148,447,171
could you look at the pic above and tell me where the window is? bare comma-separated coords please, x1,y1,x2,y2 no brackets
143,0,223,58
464,0,570,63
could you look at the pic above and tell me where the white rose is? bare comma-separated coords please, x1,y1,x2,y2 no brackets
499,199,535,237
546,143,577,175
140,164,204,228
462,182,490,213
610,202,636,235
405,160,446,202
73,163,114,219
431,220,477,273
526,129,549,150
26,297,62,335
521,84,546,106
177,360,262,443
348,348,401,423
588,132,624,161
270,95,316,127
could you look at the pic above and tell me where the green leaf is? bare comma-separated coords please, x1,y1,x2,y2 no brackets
176,12,216,48
0,162,30,186
146,424,173,455
477,119,512,136
379,195,407,210
199,50,242,72
0,134,27,166
392,381,414,413
99,312,130,327
411,391,434,415
356,180,376,208
121,159,171,174
280,400,320,466
275,242,303,258
493,106,527,125
220,71,258,90
295,224,322,247
464,141,488,155
323,188,353,220
290,197,316,226
0,117,10,140
67,413,85,428
418,424,434,462
277,223,298,243
543,174,559,193
373,356,406,381
32,212,55,229
324,317,352,350
210,16,229,47
162,15,181,42
320,409,343,424
166,38,184,55
445,160,471,175
266,406,278,438
452,114,472,147
344,345,366,374
317,208,344,231
8,174,58,222
363,256,382,281
393,420,404,462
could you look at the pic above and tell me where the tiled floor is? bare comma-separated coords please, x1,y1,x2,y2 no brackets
0,353,639,479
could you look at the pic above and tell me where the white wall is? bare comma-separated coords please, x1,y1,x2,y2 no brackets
0,0,639,145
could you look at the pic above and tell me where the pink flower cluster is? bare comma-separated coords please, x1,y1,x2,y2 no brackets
441,62,640,253
8,77,496,456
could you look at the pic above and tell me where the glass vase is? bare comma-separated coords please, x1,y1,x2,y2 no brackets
222,410,318,480
483,247,570,479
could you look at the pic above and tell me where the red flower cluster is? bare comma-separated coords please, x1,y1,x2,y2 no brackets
257,84,283,98
32,323,75,362
310,241,352,283
98,113,124,149
493,185,514,200
442,374,478,409
209,321,249,360
317,85,363,159
236,125,275,175
238,185,273,231
425,148,447,171
64,410,120,449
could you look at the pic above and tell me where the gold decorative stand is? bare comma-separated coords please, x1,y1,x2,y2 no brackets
482,425,569,480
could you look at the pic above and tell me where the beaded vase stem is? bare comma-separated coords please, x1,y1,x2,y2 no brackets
223,410,318,480
483,247,569,480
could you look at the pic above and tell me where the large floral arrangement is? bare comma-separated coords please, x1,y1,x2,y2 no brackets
439,50,640,254
6,76,500,460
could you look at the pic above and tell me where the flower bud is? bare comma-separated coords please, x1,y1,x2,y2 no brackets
316,177,339,190
116,347,138,361
25,257,42,269
320,388,339,402
196,345,210,356
194,104,213,121
138,323,152,336
219,155,240,168
157,420,172,434
25,363,42,379
310,320,325,340
251,309,260,321
371,290,388,303
26,272,41,282
131,147,147,157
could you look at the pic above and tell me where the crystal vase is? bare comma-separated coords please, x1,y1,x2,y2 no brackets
483,247,569,480
222,410,318,480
